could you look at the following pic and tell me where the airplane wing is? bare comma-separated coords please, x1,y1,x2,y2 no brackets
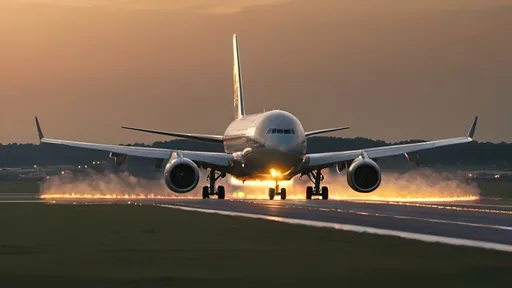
35,117,233,168
303,116,478,171
121,126,224,143
305,126,350,137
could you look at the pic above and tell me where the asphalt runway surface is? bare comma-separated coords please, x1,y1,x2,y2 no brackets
1,193,512,249
157,198,512,246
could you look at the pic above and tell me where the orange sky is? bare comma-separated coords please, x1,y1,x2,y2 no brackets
0,0,511,144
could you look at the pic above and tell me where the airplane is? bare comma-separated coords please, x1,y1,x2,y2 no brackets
34,34,478,200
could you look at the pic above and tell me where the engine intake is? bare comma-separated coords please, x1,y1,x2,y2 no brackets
164,158,199,193
347,157,381,193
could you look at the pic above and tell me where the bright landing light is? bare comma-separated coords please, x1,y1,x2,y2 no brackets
270,168,282,178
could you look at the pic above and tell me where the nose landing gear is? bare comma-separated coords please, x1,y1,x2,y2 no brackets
304,169,328,200
268,181,286,200
202,169,226,199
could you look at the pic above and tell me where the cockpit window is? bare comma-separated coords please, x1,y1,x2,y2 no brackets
267,128,296,135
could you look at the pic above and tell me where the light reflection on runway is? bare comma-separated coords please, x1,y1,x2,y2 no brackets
1,193,511,250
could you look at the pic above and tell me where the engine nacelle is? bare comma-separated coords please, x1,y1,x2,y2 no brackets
109,152,127,167
347,157,381,193
164,158,199,193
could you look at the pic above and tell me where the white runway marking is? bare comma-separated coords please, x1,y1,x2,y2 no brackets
158,204,512,253
232,200,512,231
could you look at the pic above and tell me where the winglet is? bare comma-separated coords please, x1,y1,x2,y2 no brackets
233,33,245,119
467,116,478,139
35,116,44,141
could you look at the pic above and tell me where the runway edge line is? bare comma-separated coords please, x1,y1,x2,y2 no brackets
157,204,512,253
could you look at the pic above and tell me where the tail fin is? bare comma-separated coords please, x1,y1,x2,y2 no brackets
233,34,245,119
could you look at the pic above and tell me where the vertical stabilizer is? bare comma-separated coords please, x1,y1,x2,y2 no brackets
233,34,245,119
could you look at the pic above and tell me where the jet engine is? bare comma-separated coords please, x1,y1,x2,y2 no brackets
109,152,127,167
346,157,381,193
164,158,200,193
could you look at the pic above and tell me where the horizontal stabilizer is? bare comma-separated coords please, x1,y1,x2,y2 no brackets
305,126,350,137
122,126,224,143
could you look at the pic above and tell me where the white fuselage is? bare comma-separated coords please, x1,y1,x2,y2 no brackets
222,110,306,180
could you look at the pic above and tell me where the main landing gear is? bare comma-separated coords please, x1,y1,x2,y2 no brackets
268,181,287,200
305,169,329,200
202,170,226,199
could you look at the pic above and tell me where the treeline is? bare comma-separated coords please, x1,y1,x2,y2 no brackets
0,137,511,170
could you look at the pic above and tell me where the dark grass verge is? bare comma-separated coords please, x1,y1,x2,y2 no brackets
0,203,510,287
478,180,512,199
0,181,40,193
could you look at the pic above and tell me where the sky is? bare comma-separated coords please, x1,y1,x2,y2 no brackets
0,0,511,145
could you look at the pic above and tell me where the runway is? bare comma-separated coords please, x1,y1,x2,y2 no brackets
155,199,512,247
2,194,512,251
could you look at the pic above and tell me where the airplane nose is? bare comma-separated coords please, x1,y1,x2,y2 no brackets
278,146,288,152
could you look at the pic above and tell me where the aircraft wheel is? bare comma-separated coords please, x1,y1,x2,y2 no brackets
268,188,275,200
202,186,209,199
217,186,225,199
306,186,313,200
280,188,287,200
321,186,329,200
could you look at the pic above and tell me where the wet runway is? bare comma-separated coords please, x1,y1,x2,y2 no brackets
156,198,512,246
1,194,512,250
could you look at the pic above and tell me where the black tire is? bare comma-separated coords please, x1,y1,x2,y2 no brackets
321,186,329,200
280,188,287,200
268,188,275,200
202,186,209,199
217,186,225,199
306,186,313,200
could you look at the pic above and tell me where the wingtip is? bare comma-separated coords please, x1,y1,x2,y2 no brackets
467,116,478,139
35,116,44,141
121,126,136,131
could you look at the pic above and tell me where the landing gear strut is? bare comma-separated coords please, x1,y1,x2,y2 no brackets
268,181,286,200
202,169,226,199
305,169,329,200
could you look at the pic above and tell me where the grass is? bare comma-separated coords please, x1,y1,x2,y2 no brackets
0,203,510,287
478,180,512,199
0,181,40,193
